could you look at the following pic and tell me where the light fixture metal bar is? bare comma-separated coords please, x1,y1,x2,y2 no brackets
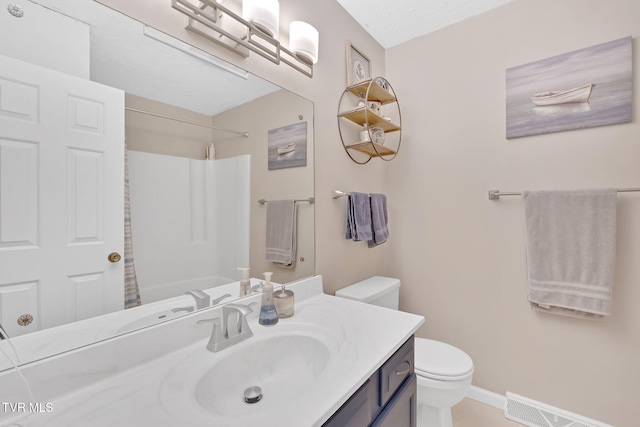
172,0,249,57
171,0,313,78
280,45,314,77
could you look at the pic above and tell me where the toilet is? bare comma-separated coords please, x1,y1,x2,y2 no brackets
335,276,474,427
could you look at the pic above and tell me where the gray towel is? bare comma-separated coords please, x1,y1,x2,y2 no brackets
345,192,373,241
266,200,297,268
523,189,617,319
368,193,388,248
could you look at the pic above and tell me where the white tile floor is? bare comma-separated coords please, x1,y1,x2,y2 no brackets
452,398,523,427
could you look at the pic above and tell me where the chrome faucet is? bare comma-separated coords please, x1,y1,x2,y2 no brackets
180,292,231,313
185,289,211,309
211,293,232,305
197,303,255,352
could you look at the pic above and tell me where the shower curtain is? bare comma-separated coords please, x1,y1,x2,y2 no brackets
124,145,142,309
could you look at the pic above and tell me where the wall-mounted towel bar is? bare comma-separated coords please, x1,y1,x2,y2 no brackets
488,188,640,200
258,198,315,205
332,189,373,199
125,107,249,137
332,190,351,199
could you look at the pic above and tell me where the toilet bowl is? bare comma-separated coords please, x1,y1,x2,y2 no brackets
335,276,474,427
414,338,473,427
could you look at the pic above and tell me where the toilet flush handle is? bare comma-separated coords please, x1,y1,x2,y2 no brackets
395,360,412,376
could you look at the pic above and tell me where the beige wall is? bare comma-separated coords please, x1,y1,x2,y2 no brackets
385,0,640,425
125,93,212,157
212,90,315,284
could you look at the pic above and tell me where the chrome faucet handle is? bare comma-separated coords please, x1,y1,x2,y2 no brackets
185,289,210,309
251,281,264,293
223,303,255,339
197,318,224,352
211,293,232,305
224,302,255,317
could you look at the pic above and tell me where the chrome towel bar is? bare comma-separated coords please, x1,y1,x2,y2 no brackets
488,188,640,200
258,198,314,205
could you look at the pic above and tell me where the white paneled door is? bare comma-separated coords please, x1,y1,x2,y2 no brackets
0,54,124,337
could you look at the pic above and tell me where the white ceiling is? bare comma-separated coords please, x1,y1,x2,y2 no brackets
335,0,515,48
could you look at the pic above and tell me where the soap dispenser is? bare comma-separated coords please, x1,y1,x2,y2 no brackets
238,267,251,297
258,272,278,325
274,285,294,318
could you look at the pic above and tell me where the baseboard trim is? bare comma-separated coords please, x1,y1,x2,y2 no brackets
466,385,506,410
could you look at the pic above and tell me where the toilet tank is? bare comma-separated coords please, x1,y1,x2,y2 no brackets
334,276,400,310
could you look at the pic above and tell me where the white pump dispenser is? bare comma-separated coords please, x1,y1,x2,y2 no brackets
238,267,251,297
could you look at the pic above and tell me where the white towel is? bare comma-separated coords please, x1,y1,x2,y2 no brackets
523,189,617,319
266,200,297,268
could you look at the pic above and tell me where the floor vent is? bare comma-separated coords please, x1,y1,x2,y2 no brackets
504,393,612,427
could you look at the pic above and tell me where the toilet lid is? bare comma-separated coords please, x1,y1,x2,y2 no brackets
414,338,474,380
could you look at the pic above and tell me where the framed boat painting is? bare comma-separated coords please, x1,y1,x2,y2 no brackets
268,121,308,170
506,36,632,139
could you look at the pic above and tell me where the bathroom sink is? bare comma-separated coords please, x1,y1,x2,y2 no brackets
195,333,331,416
159,316,349,426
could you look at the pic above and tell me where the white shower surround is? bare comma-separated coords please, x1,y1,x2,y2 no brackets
128,152,250,303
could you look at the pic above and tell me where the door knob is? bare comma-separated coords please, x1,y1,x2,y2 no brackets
108,252,122,263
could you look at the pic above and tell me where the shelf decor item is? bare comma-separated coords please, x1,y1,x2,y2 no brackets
346,41,371,86
337,77,402,164
374,77,389,91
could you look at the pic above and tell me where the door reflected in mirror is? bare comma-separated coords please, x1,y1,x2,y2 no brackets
0,0,314,368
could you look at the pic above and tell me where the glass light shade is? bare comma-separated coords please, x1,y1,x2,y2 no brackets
289,21,319,65
242,0,279,38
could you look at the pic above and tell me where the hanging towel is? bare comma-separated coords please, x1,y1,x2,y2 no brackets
266,200,297,268
368,193,389,248
522,189,617,319
345,192,373,242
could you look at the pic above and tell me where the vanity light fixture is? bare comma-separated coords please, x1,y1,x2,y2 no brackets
289,21,319,65
171,0,318,77
242,0,279,38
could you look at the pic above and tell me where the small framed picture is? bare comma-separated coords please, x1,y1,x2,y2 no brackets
346,41,371,86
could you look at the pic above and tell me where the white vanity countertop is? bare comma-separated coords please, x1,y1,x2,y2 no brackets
3,276,424,427
0,278,263,372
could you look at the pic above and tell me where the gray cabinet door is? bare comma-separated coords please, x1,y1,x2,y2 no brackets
371,374,417,427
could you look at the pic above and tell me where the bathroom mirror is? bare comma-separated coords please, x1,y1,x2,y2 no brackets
0,0,314,369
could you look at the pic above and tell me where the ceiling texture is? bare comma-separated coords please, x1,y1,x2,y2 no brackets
335,0,515,48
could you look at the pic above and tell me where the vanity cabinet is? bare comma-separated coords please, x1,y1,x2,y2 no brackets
323,336,416,427
337,77,402,164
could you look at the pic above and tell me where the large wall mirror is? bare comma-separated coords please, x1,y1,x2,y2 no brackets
0,0,314,369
